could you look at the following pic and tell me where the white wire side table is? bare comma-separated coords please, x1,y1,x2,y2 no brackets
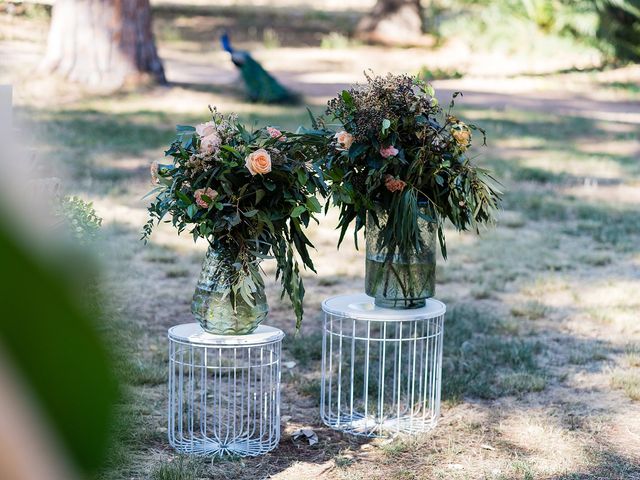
168,323,284,457
320,293,446,437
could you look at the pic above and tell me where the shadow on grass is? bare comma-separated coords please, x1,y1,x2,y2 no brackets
152,2,359,48
548,449,640,480
462,109,640,180
19,101,325,191
442,303,547,402
502,189,640,252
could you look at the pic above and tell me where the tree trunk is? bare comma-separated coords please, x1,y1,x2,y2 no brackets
41,0,165,89
356,0,425,46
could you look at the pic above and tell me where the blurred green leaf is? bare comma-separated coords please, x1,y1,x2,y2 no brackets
0,217,119,474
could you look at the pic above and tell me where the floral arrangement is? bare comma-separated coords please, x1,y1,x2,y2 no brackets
321,73,501,258
142,108,327,327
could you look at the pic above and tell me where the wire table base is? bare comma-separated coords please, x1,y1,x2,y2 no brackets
321,294,445,437
167,324,284,457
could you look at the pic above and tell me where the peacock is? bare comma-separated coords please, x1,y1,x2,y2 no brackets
220,33,299,104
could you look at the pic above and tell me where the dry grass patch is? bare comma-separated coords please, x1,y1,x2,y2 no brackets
610,370,640,401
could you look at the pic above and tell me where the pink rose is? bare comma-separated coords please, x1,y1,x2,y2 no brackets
267,126,286,141
194,187,218,208
245,148,272,176
200,133,221,154
380,145,399,158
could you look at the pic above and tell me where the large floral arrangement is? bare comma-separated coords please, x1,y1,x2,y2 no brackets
143,108,326,327
321,73,501,258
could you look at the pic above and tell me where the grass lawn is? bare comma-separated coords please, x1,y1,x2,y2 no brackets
2,4,640,479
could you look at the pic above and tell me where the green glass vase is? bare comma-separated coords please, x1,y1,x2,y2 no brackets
191,245,268,335
365,209,436,309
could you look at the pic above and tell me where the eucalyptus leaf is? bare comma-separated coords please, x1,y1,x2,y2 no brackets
290,206,306,218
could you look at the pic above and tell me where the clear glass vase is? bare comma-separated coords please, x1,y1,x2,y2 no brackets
365,210,436,309
191,245,268,335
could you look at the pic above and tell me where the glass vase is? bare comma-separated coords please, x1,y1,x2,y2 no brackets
365,210,436,309
191,245,268,335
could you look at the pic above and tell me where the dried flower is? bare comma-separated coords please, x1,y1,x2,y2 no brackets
384,174,407,193
451,123,471,149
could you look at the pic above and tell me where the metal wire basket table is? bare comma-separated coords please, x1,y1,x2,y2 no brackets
320,293,446,437
168,323,284,456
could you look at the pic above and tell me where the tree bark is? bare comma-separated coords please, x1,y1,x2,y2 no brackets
41,0,165,89
356,0,424,46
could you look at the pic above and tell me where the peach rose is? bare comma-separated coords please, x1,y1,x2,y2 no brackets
451,123,471,149
195,121,217,138
267,126,286,141
334,131,354,151
200,133,221,154
384,174,406,193
194,187,218,208
245,148,272,176
150,161,159,184
380,145,399,158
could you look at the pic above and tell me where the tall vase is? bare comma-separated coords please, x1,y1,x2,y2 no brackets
364,209,436,309
191,244,268,335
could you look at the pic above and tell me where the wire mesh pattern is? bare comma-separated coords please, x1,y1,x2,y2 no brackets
321,294,445,437
168,324,284,457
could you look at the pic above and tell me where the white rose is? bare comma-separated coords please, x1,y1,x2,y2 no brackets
196,121,217,137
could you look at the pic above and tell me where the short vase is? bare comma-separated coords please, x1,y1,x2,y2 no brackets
191,245,268,335
364,210,436,309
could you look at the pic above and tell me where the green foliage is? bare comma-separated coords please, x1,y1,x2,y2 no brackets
320,32,359,49
320,73,501,259
440,0,640,62
151,457,205,480
596,0,640,62
143,108,328,329
417,66,464,81
57,195,103,245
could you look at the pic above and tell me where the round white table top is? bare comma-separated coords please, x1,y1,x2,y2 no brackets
168,323,285,346
322,293,446,321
